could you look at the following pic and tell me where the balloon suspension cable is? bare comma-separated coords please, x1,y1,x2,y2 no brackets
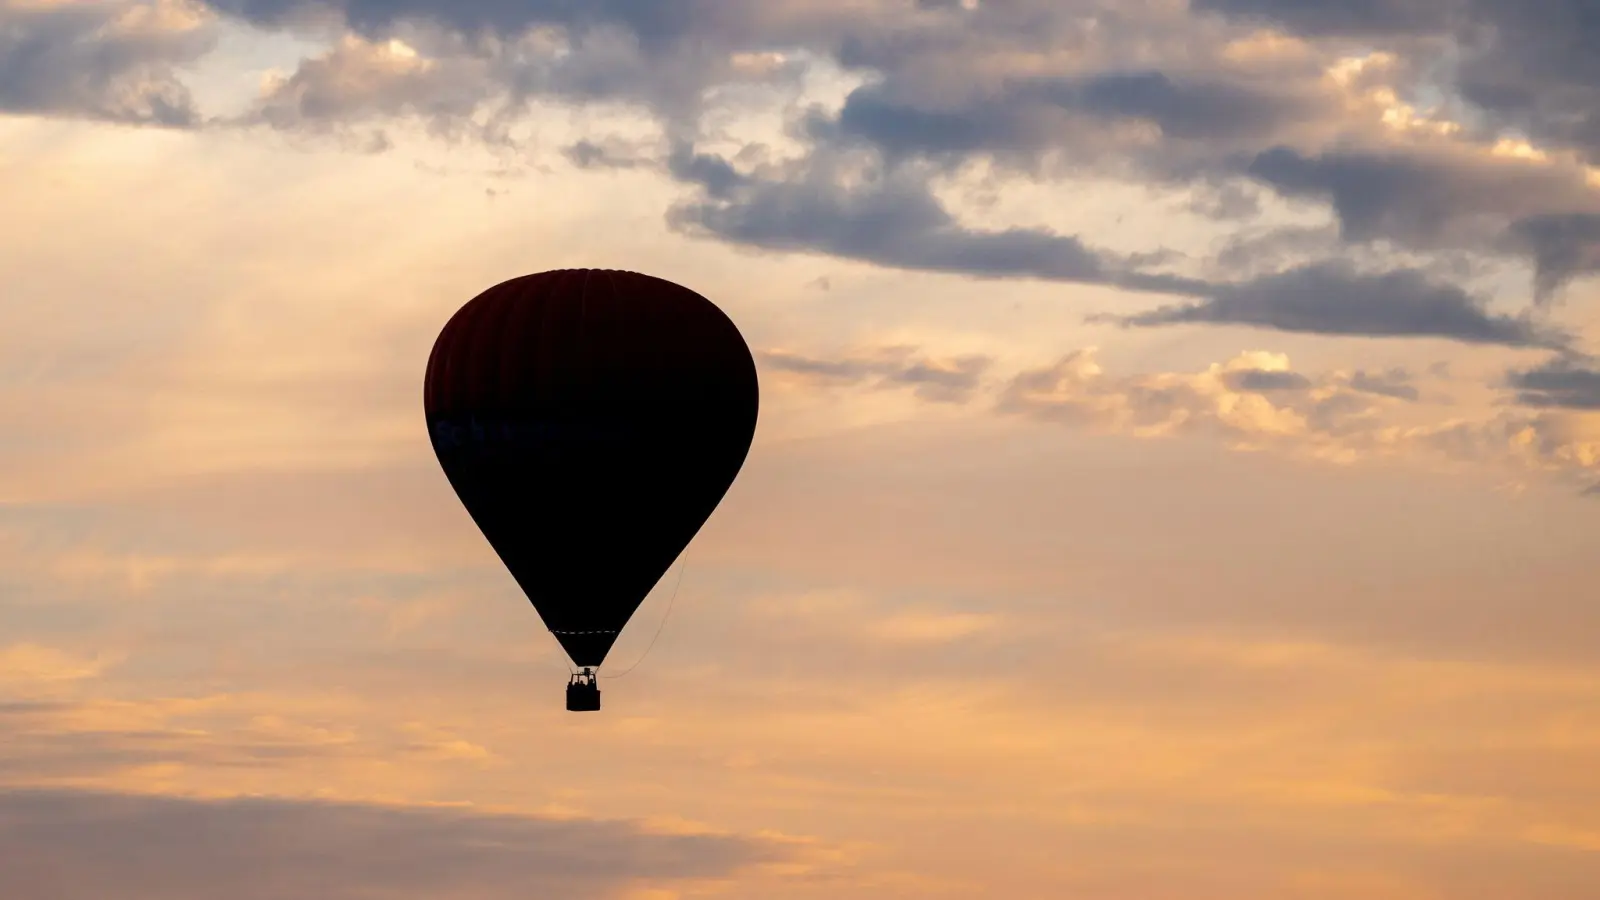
601,558,686,680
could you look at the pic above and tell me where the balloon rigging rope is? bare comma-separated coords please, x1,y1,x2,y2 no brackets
601,558,687,680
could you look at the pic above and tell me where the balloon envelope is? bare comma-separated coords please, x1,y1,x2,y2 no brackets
424,269,758,667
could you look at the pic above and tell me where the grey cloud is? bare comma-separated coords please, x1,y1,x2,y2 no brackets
1507,213,1600,304
762,347,993,403
563,138,650,169
1304,390,1383,435
821,68,1333,171
1058,71,1316,142
1506,357,1600,410
821,7,1600,299
503,25,777,122
0,0,214,126
1208,223,1344,279
250,37,496,136
1245,145,1600,248
665,144,747,197
19,0,1590,350
1220,369,1314,392
805,7,1600,295
228,0,823,134
1452,1,1600,164
665,146,1571,349
819,87,1019,163
214,0,704,44
243,30,731,135
896,357,990,398
1187,179,1266,220
1189,0,1463,36
666,146,1207,296
1196,0,1600,165
1099,261,1566,347
190,0,1600,317
207,0,1331,172
667,5,1600,301
0,788,784,900
1349,367,1421,401
762,351,882,381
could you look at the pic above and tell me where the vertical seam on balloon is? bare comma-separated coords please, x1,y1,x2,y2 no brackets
498,273,539,413
423,313,445,414
486,280,521,410
432,301,467,413
603,269,625,385
582,269,597,401
448,292,492,413
532,271,558,414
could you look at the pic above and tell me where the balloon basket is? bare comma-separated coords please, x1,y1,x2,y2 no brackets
566,669,601,712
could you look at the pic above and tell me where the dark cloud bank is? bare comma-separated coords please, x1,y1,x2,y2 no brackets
0,787,785,900
7,0,1600,348
1507,356,1600,410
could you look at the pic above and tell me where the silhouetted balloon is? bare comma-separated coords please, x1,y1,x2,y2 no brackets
424,269,758,671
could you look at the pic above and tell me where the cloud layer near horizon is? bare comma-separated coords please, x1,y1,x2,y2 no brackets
0,788,786,900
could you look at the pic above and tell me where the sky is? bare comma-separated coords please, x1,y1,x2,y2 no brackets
2,0,1600,897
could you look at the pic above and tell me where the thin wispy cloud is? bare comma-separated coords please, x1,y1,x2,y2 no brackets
1095,260,1567,348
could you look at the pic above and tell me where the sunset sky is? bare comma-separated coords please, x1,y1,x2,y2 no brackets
3,0,1600,897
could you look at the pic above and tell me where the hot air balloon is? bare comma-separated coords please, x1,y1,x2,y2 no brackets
424,269,759,711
